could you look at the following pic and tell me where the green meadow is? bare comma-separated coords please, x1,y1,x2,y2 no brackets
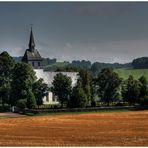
114,68,148,80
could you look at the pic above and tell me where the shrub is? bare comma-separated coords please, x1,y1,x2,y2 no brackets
16,99,27,110
91,100,96,107
139,96,148,106
26,91,37,109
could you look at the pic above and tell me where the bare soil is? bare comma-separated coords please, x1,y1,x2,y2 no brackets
0,111,148,146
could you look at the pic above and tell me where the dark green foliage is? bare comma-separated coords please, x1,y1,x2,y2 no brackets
132,57,148,69
16,99,27,110
26,91,36,109
10,62,36,106
91,100,96,107
0,51,15,106
122,75,140,105
96,68,122,106
138,96,148,106
33,78,49,107
51,73,72,107
69,80,87,108
91,62,131,77
138,76,148,98
71,60,91,70
42,58,57,67
78,69,93,105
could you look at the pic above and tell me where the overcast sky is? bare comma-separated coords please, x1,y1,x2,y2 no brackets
0,2,148,63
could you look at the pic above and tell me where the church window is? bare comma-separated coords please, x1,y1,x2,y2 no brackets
38,62,40,67
32,62,34,67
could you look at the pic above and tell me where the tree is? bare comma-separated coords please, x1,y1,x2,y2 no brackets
78,69,93,105
16,99,27,110
68,80,87,108
138,76,148,98
96,68,122,106
51,73,72,107
122,75,140,105
10,62,36,106
26,91,36,109
33,78,49,107
0,51,15,107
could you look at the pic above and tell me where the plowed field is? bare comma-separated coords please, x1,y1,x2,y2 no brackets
0,111,148,146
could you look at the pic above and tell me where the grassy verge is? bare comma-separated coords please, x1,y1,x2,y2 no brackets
23,109,130,117
114,68,148,80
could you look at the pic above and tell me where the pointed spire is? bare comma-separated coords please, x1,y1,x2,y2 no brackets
28,25,35,51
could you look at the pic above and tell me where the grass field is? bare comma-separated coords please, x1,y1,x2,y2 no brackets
0,111,148,146
45,62,69,68
114,68,148,80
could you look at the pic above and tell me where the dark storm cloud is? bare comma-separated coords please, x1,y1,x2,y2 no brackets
0,2,148,63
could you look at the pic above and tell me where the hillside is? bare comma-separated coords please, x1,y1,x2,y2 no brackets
114,68,148,80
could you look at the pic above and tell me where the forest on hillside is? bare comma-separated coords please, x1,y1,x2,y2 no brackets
13,56,148,77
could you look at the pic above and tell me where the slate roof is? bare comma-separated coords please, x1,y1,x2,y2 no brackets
22,49,42,62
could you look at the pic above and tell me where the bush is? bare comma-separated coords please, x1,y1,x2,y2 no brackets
139,96,148,106
26,91,37,109
16,99,27,110
91,100,96,107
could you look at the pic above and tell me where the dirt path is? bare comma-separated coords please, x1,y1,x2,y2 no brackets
0,111,148,146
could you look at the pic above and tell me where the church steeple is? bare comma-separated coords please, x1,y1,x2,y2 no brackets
22,26,43,69
28,26,35,52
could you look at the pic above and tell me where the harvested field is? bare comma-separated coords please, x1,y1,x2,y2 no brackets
0,111,148,146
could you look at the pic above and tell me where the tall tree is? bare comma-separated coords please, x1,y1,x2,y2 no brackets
33,78,49,107
69,80,87,108
122,75,140,105
10,62,36,106
0,51,15,106
96,68,122,106
138,76,148,98
51,73,72,107
26,90,36,109
78,69,93,105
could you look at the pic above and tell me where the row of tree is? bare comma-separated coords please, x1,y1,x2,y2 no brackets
1,51,148,110
51,68,148,108
0,51,49,110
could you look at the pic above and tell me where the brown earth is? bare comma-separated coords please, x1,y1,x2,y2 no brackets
0,111,148,146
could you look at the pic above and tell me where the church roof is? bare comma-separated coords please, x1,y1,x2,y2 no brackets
22,49,42,61
22,27,43,62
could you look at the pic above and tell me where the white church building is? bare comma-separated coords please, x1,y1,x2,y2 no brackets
22,28,78,105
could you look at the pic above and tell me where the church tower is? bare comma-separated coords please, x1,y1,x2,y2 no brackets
22,27,43,69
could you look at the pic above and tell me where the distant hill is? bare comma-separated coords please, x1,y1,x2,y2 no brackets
132,57,148,69
12,56,132,73
114,68,148,80
13,56,22,62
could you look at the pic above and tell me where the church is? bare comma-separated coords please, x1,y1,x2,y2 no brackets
22,28,78,105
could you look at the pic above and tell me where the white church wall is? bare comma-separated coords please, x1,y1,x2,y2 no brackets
42,92,59,105
34,69,78,105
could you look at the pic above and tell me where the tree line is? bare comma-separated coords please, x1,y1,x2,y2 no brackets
1,51,148,111
52,68,148,108
132,57,148,69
